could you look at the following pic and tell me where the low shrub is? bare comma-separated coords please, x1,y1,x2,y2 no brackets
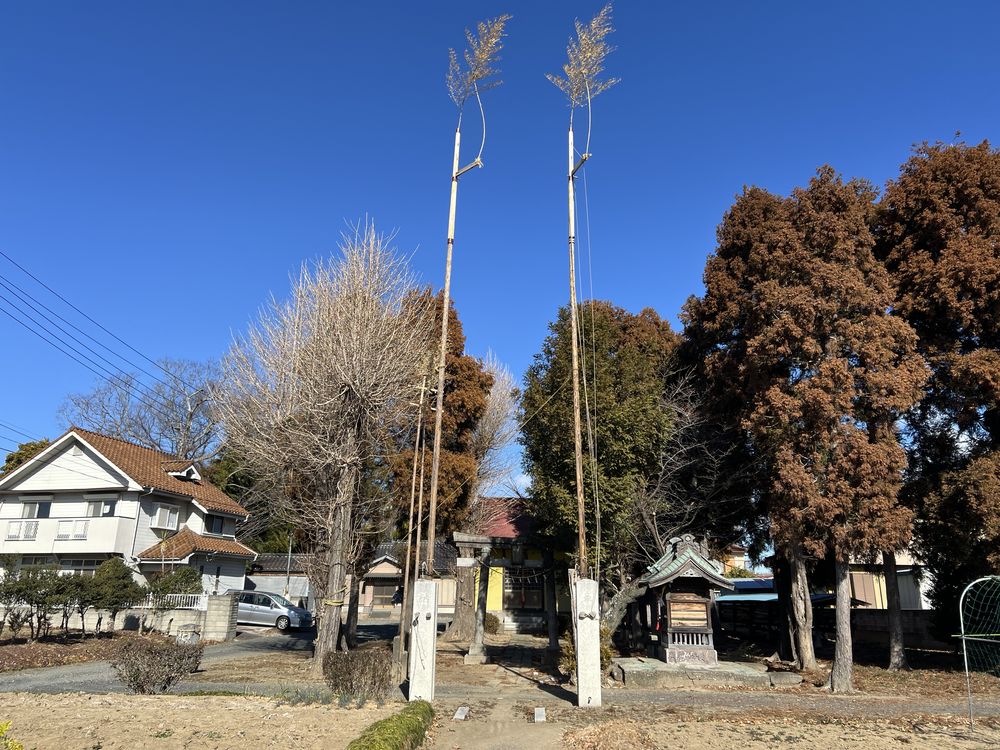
110,638,204,694
0,721,24,750
4,611,28,641
346,700,434,750
559,624,615,678
323,642,392,704
484,612,501,635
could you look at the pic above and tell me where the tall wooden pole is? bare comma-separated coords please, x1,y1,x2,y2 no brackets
399,376,428,662
567,125,589,578
426,127,463,574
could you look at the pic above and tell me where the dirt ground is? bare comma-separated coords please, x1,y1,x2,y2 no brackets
0,692,395,750
427,700,1000,750
188,649,321,685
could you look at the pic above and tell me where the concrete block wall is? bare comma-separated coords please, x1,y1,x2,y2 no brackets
1,593,238,641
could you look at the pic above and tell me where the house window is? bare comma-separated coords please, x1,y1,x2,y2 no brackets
21,501,51,519
151,503,179,531
370,583,398,607
205,514,225,535
59,558,103,577
20,555,54,568
85,495,117,518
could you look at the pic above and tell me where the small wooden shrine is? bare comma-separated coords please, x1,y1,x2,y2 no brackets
639,535,734,666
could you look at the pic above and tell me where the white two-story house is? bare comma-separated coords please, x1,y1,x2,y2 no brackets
0,427,256,593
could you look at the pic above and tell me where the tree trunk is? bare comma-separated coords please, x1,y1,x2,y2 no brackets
773,554,797,663
830,557,854,693
882,550,908,671
789,550,817,671
345,570,361,649
600,578,646,635
313,487,355,674
446,549,476,643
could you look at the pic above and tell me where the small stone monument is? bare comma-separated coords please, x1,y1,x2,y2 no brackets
407,578,438,701
175,623,201,646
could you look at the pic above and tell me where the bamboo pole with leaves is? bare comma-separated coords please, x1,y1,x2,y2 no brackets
426,14,511,574
548,4,618,580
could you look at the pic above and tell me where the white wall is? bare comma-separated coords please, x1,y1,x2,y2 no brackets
133,495,192,555
193,556,247,595
2,441,133,492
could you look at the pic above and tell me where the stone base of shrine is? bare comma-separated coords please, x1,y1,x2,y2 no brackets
659,645,719,666
611,657,772,689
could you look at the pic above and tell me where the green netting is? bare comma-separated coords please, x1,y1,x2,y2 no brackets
959,576,1000,725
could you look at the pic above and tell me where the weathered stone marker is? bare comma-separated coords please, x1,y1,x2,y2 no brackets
453,706,470,721
408,578,439,701
534,707,546,723
574,577,602,707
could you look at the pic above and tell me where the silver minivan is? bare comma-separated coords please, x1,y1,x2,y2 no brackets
231,590,313,631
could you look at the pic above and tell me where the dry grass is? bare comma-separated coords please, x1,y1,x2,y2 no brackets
0,632,163,673
854,663,1000,698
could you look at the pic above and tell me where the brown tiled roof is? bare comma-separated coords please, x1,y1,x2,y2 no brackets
137,527,256,560
67,427,249,517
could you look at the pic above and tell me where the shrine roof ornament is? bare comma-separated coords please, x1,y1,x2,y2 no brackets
640,534,735,590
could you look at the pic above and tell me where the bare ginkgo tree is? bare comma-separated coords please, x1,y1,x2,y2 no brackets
216,224,432,668
426,14,512,572
548,3,618,578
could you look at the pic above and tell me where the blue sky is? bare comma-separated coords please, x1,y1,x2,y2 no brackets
2,1,999,450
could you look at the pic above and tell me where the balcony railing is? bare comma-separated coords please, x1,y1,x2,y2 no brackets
137,593,209,611
5,520,39,541
55,519,89,540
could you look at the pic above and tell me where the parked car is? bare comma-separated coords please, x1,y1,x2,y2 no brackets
228,590,313,631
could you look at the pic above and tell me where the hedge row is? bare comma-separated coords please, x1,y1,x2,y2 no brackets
346,700,434,750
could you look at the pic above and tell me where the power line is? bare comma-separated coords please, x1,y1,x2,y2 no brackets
0,248,197,391
0,281,174,407
0,295,181,429
0,272,174,391
0,420,38,441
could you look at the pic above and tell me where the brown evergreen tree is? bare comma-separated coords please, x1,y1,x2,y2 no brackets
685,169,925,687
875,140,1000,640
390,291,493,538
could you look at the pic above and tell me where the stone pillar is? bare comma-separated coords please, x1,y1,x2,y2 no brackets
202,594,238,642
408,579,438,701
574,578,602,707
465,556,489,664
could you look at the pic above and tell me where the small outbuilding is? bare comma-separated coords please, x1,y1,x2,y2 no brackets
639,534,734,666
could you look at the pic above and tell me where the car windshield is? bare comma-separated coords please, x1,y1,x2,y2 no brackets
266,593,294,607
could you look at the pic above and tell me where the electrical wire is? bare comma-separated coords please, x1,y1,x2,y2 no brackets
0,292,185,430
0,248,198,390
0,272,176,391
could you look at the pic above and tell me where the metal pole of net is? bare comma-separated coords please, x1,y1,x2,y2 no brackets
958,576,1000,726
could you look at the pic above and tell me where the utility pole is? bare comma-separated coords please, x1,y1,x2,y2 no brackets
568,126,590,579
